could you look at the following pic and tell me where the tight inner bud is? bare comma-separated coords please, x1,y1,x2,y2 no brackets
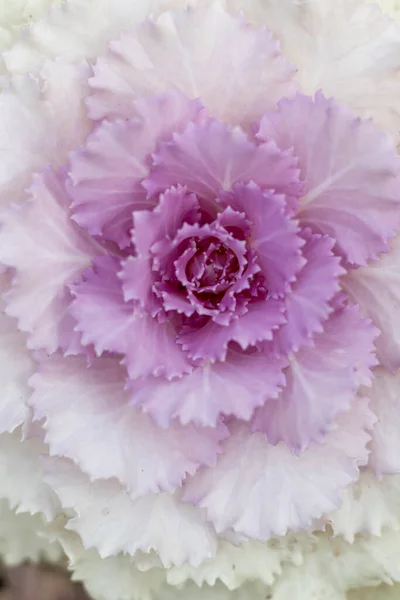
186,238,240,292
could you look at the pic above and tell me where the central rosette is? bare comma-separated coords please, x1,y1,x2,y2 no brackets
172,224,247,316
134,189,267,338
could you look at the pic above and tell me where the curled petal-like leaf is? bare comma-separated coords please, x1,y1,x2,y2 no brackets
71,254,192,380
253,306,378,451
0,168,98,354
144,118,302,208
183,398,375,540
343,233,400,372
258,92,400,266
29,354,227,499
121,186,199,315
361,368,400,476
44,456,218,566
177,301,285,363
69,91,203,248
272,229,344,356
88,2,297,126
129,348,287,427
219,183,305,297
